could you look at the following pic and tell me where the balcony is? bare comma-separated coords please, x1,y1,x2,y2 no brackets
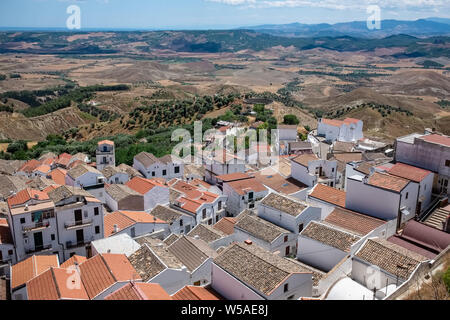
65,218,93,230
25,244,52,255
66,240,89,249
22,221,50,233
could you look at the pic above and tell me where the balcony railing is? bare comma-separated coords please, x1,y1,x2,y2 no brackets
66,240,88,249
22,221,50,233
65,218,93,229
25,244,52,254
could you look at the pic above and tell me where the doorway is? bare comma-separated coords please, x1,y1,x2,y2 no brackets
76,229,84,245
34,232,43,251
74,210,82,225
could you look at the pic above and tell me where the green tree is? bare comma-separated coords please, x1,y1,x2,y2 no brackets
283,114,300,125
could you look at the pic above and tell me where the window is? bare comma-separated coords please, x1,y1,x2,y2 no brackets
249,203,255,209
94,207,99,216
152,171,156,177
284,283,289,293
406,192,409,200
162,169,167,176
8,250,13,256
20,218,25,224
332,168,335,173
248,192,254,200
446,160,450,167
130,227,136,238
208,219,212,225
218,201,222,211
175,166,180,174
70,252,76,257
51,234,55,241
285,246,290,256
298,223,304,233
180,220,183,227
202,209,207,220
284,235,288,243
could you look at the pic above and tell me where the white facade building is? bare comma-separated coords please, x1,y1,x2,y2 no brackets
317,118,363,143
96,140,115,171
291,154,337,188
133,152,184,180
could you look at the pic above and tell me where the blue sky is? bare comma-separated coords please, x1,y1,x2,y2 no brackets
0,0,449,29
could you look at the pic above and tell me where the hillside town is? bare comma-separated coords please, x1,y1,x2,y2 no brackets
0,117,449,301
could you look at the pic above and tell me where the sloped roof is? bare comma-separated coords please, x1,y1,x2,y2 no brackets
309,184,346,208
260,193,307,217
187,224,227,243
168,236,218,272
105,282,172,300
387,163,432,183
324,208,385,236
172,286,223,300
213,217,236,235
235,212,290,243
11,255,59,290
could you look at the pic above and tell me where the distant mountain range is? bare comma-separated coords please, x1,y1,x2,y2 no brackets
240,18,450,38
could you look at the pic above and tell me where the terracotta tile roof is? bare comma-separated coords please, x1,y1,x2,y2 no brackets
420,134,450,147
387,162,432,183
260,193,307,217
321,118,345,127
292,153,319,167
225,177,268,196
188,224,227,243
333,153,363,164
214,242,311,296
213,217,236,235
367,172,410,193
33,164,51,174
126,176,164,195
216,172,251,182
79,253,140,299
253,168,306,195
333,141,356,153
7,188,49,207
324,208,386,236
301,221,361,253
119,210,167,224
105,282,172,300
172,286,223,300
60,255,87,269
98,140,114,146
235,212,291,243
309,184,346,207
67,163,102,180
343,118,361,125
27,267,89,300
355,238,428,280
50,168,67,185
11,255,59,290
0,218,13,245
56,153,72,167
18,159,41,173
104,212,135,237
170,180,203,198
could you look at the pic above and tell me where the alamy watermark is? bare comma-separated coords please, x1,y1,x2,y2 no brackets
367,5,381,30
66,5,81,30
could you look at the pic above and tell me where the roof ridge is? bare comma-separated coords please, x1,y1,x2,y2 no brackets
50,267,61,299
116,211,138,225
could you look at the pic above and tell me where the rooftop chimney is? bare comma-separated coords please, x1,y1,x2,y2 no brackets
244,240,253,245
113,224,119,233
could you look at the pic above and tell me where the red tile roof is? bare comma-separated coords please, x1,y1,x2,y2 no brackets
104,211,135,237
225,177,268,196
18,159,41,173
421,134,450,147
50,168,67,185
321,118,361,127
60,255,87,269
367,172,410,192
27,267,89,300
11,255,59,290
79,254,141,299
309,184,346,207
33,164,51,173
98,140,114,146
324,208,385,236
172,286,223,300
213,217,236,235
292,153,319,167
0,218,13,245
126,177,164,195
216,172,251,182
105,282,172,300
7,188,49,207
387,163,432,183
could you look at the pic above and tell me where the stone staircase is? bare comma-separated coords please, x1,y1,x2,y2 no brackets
424,208,449,230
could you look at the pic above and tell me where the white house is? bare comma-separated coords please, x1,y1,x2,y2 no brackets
277,125,298,142
234,211,297,257
133,152,184,180
187,223,234,251
346,172,418,225
104,210,169,239
48,185,104,260
0,218,15,267
129,236,218,295
307,183,347,219
105,184,144,212
150,205,196,235
204,150,246,185
101,166,129,184
395,132,450,196
317,118,363,143
169,179,227,226
258,193,321,234
65,164,106,203
96,140,115,172
297,221,363,272
291,154,337,188
384,162,434,215
126,177,170,212
212,242,313,300
6,189,58,262
222,175,268,216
